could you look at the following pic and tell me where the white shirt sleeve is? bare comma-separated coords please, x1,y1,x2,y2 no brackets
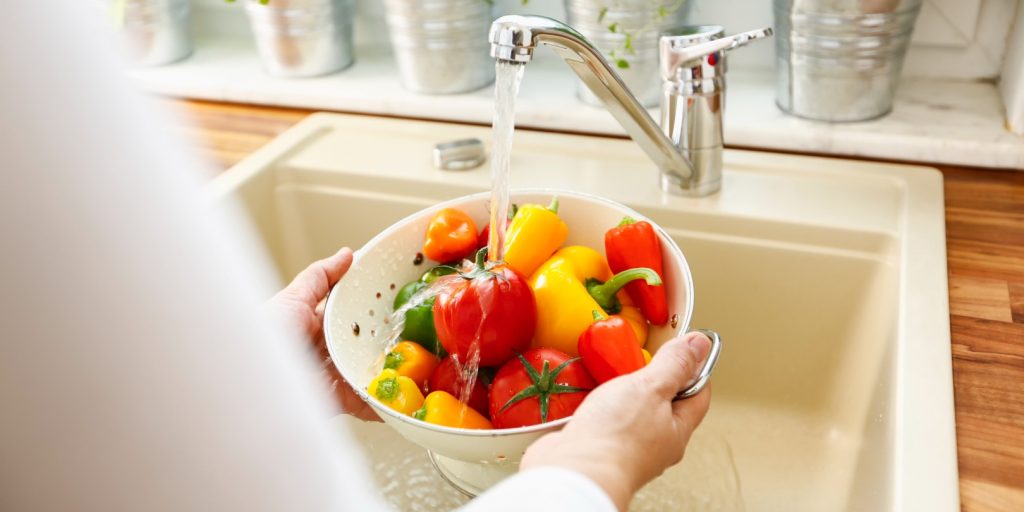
461,467,617,512
0,4,389,512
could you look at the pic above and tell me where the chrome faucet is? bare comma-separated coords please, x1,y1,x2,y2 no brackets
489,16,772,197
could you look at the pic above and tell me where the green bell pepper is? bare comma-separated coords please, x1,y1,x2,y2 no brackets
420,265,458,284
393,280,445,357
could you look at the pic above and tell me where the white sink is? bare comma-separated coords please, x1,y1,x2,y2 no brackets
210,113,958,511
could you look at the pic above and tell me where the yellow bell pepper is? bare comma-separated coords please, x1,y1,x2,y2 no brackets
368,369,424,415
384,341,440,391
642,349,652,365
529,246,662,355
413,391,493,429
502,197,569,278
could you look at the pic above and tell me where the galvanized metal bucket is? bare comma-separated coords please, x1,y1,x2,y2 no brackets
565,0,691,107
382,0,495,94
114,0,192,66
774,0,923,122
245,0,355,78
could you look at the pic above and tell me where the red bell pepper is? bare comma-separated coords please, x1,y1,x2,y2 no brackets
578,311,646,384
477,204,517,249
604,217,669,325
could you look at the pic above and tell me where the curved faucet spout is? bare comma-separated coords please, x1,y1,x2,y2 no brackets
488,15,697,192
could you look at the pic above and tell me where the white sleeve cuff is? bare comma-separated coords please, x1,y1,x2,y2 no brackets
458,466,617,512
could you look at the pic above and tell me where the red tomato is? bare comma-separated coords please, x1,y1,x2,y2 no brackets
428,356,490,417
489,348,595,428
433,250,536,367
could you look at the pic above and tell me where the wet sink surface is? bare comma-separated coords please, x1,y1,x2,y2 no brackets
210,113,957,511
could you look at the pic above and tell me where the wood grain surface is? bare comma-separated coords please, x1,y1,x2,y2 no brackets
167,98,1024,511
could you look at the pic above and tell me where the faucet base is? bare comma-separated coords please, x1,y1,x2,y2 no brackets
662,174,722,197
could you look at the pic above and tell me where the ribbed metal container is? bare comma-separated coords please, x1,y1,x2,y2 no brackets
382,0,495,94
565,0,691,107
774,0,923,122
245,0,355,78
116,0,192,66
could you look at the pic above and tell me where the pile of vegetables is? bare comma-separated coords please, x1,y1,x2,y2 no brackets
367,197,670,430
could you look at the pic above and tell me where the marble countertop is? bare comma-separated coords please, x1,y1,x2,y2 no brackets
131,36,1024,170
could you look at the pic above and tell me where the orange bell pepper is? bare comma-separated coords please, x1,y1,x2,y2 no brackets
423,208,478,263
617,292,649,346
413,391,493,429
384,341,440,391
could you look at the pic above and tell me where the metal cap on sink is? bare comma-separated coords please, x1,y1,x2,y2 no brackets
433,138,487,171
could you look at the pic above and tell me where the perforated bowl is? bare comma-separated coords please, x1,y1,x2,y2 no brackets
324,189,694,494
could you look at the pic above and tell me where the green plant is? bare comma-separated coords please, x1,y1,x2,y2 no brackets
500,0,688,68
599,0,688,68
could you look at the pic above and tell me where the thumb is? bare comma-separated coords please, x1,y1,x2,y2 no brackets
637,332,711,400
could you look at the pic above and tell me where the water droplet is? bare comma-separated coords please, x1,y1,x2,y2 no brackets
369,310,375,317
389,283,396,290
413,253,424,266
375,292,382,299
351,322,361,336
370,329,377,337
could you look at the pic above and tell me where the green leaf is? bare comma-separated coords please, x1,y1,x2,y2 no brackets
616,59,630,69
517,353,542,383
624,34,635,54
607,22,619,34
548,356,580,380
499,386,542,412
597,7,608,23
539,393,550,423
550,384,592,394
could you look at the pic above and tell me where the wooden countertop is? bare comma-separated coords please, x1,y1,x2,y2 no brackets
168,98,1024,511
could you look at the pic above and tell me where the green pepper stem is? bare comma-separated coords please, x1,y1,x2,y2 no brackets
587,267,662,313
592,310,608,321
618,216,638,227
547,196,560,214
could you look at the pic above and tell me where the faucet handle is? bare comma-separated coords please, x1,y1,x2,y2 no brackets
660,26,773,81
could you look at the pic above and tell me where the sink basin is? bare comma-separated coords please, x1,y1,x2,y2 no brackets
209,112,958,511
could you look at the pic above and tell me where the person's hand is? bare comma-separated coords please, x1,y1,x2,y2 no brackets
519,332,712,510
270,247,379,422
